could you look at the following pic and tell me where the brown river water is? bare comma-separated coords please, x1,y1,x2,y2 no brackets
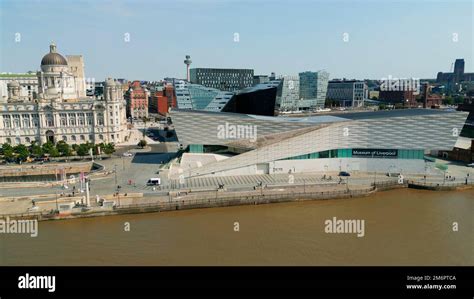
0,189,472,266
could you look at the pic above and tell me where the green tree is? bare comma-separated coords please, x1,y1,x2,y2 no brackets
14,144,29,162
2,143,15,162
138,140,147,148
56,141,72,157
42,142,59,157
102,143,115,155
76,143,90,157
29,141,43,158
443,96,454,105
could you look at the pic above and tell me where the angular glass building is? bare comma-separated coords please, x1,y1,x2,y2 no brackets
174,81,234,111
222,81,280,116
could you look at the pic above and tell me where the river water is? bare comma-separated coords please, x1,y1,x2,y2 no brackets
0,189,472,266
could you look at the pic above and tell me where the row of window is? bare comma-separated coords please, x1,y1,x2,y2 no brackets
284,149,425,160
3,134,119,145
2,113,106,128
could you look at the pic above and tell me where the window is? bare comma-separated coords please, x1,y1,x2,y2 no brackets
3,115,11,128
22,114,30,128
99,134,104,140
25,137,31,143
87,113,93,125
13,115,20,128
62,135,67,141
46,115,54,127
32,114,39,127
6,138,11,144
80,135,85,141
78,114,85,126
97,113,104,126
71,135,77,142
60,113,67,126
68,113,76,126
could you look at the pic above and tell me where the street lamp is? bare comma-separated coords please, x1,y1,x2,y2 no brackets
114,164,117,185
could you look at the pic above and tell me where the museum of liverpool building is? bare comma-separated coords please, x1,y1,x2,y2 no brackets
169,108,469,179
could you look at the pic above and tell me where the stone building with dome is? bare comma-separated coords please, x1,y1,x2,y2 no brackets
0,43,128,145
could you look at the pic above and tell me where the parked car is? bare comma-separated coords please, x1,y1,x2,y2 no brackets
467,163,474,168
122,152,133,157
338,171,351,177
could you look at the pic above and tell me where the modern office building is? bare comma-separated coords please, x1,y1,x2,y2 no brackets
327,79,368,107
222,81,280,116
253,75,269,85
169,108,468,178
277,71,329,111
276,75,300,111
298,71,330,109
174,81,234,111
190,68,254,91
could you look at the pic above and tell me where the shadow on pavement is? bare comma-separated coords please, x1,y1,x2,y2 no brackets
131,152,177,164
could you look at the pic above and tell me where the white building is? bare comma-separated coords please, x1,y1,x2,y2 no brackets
0,43,128,145
0,73,38,102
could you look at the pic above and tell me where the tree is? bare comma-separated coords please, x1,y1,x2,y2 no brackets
14,144,29,162
30,142,43,158
102,143,115,155
42,142,59,157
2,143,15,162
56,141,72,157
138,140,147,148
76,143,90,157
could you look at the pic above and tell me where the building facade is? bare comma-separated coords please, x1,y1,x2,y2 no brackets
125,81,149,119
0,73,38,102
169,109,468,178
222,81,280,116
190,68,254,91
0,43,128,145
174,81,234,112
436,59,474,92
378,90,418,107
326,79,367,107
298,71,329,110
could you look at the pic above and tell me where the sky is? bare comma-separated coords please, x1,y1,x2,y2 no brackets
0,0,473,81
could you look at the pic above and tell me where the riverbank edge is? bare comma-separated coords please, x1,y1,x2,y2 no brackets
1,182,472,222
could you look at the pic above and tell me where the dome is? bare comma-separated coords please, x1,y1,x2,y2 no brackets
41,42,68,66
8,80,20,87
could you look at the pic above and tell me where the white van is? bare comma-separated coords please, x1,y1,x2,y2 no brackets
146,178,161,186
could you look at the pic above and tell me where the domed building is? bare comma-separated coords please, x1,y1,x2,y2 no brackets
0,43,128,146
37,42,78,101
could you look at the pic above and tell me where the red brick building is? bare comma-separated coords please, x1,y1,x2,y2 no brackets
422,84,442,108
149,84,176,116
379,90,418,107
125,81,148,119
